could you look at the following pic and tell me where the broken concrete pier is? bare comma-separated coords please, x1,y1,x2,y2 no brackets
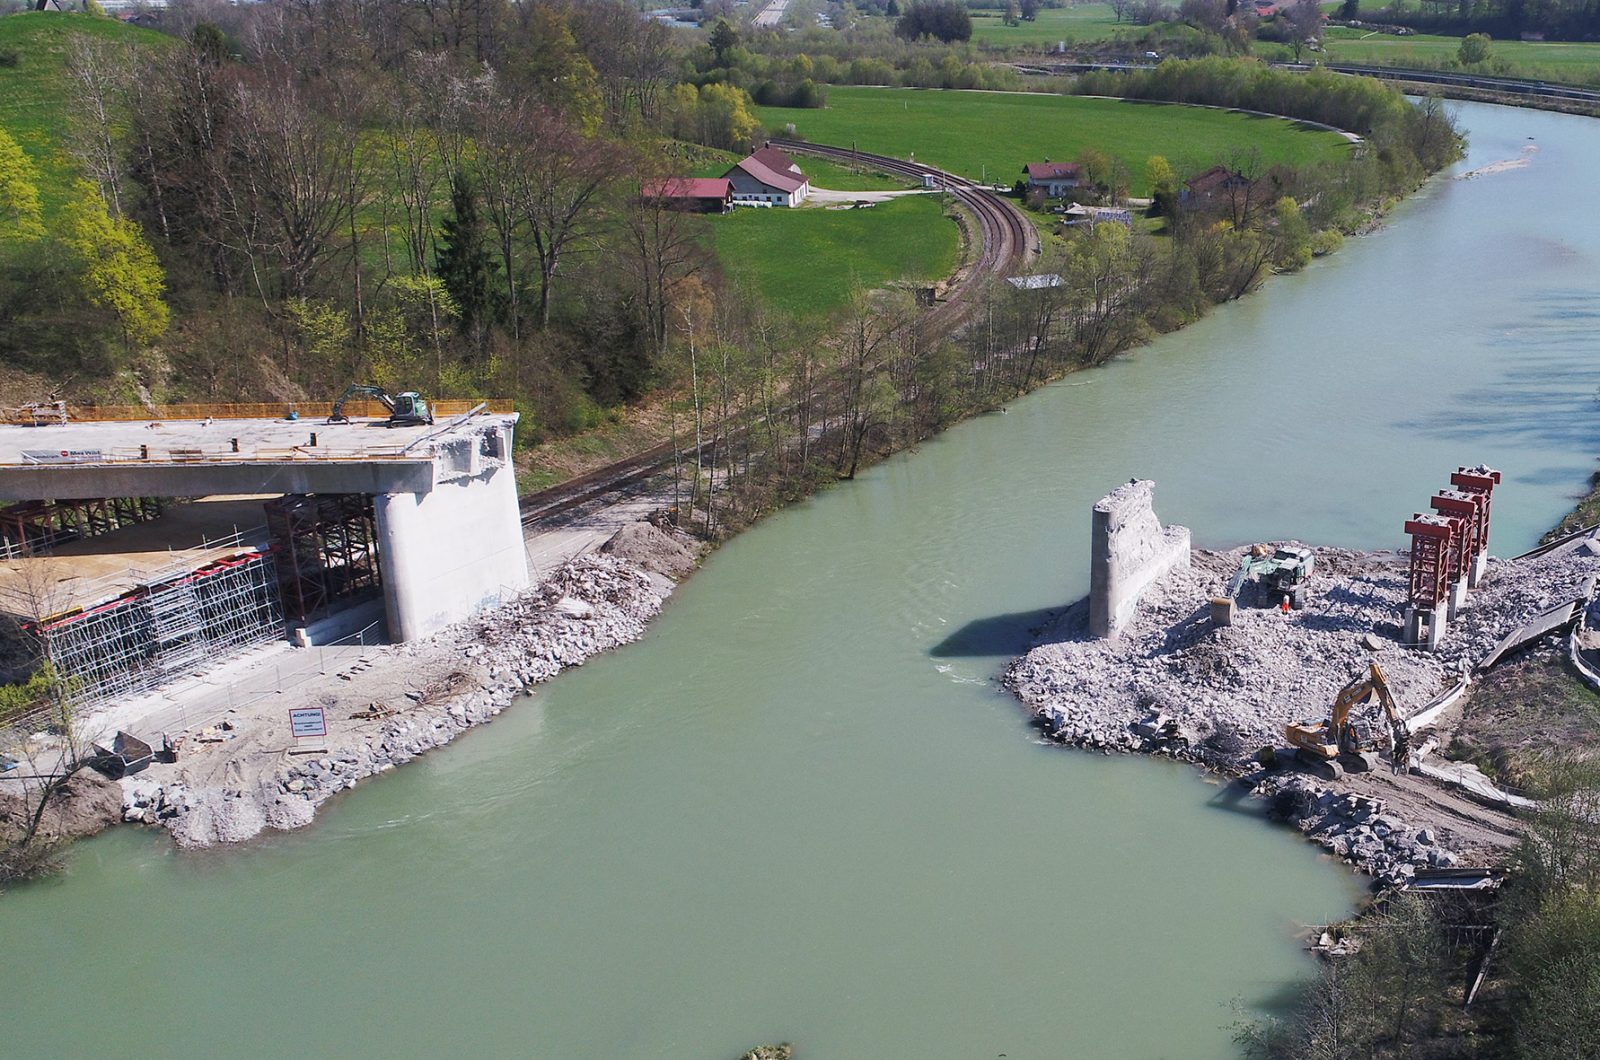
1089,479,1190,638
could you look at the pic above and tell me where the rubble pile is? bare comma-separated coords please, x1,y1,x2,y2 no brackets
1005,541,1599,880
1254,772,1459,890
1007,545,1599,770
129,546,683,850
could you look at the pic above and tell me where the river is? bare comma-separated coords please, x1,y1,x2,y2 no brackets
4,101,1600,1058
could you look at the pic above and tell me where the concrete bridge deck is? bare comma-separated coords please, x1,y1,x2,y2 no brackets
0,413,518,501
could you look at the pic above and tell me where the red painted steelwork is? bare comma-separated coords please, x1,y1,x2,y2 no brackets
1405,513,1456,608
1432,490,1484,578
1450,466,1501,558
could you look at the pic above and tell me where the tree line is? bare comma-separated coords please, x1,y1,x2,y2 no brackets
0,2,759,440
1245,755,1600,1058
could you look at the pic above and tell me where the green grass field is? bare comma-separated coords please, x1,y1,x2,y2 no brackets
707,194,958,319
968,3,1132,46
0,13,169,217
1309,28,1600,85
757,87,1351,196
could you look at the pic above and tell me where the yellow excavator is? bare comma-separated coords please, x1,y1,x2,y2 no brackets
1285,663,1411,780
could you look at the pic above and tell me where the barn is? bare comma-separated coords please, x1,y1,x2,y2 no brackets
724,146,812,208
640,177,734,213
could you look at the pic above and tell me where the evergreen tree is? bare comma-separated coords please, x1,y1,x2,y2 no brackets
434,173,499,350
709,19,739,65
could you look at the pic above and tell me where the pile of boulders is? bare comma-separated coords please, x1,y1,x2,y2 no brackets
1255,772,1459,888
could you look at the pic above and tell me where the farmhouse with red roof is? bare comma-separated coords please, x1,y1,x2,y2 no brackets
723,145,812,208
1022,161,1083,199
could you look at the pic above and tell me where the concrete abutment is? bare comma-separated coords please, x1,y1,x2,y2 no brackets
1089,479,1191,639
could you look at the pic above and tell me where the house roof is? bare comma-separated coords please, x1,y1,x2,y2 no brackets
642,177,732,200
1184,165,1251,196
751,146,806,178
1023,162,1080,181
727,146,808,194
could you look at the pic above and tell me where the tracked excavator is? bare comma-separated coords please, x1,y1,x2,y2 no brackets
1228,544,1315,609
1285,663,1412,780
326,384,433,428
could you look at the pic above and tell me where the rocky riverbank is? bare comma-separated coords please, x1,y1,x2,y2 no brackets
109,522,702,849
1006,541,1600,884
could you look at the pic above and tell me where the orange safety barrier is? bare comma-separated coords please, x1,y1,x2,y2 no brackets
61,399,515,422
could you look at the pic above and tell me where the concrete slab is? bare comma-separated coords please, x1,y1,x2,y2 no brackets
0,413,517,501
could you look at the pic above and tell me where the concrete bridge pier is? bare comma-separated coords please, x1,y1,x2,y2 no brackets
373,422,529,642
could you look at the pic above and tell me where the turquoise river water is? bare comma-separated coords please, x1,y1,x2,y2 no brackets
4,101,1600,1058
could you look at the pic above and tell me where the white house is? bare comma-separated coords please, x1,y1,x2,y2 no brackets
724,145,812,208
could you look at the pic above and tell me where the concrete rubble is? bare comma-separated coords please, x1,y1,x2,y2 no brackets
1006,542,1600,883
1253,773,1463,890
113,522,700,850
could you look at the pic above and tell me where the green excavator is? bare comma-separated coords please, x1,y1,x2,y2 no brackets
327,384,434,428
1227,544,1315,609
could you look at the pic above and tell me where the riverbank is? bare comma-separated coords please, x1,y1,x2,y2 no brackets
1006,540,1599,887
0,522,704,855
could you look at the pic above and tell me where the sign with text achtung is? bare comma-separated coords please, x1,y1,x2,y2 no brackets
289,707,328,740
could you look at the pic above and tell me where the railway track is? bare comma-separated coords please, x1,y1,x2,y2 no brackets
769,138,1037,331
1014,58,1600,106
518,141,1037,525
1316,63,1600,104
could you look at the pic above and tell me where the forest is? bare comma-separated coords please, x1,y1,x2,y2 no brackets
0,4,1459,537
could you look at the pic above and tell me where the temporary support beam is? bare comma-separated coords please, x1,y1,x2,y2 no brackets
1451,466,1502,587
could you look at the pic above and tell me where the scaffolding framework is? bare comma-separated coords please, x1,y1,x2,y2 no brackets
30,549,283,706
0,496,165,559
264,494,381,623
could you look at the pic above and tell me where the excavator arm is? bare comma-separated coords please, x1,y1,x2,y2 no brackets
328,384,396,423
1367,664,1411,762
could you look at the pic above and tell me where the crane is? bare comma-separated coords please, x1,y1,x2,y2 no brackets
326,384,433,428
1285,663,1411,780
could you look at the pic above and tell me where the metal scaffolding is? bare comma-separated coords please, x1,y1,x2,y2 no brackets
0,496,165,559
26,548,283,706
264,494,382,623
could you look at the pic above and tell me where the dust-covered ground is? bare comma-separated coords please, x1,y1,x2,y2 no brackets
1005,541,1600,886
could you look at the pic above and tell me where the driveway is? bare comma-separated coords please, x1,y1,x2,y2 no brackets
804,187,937,206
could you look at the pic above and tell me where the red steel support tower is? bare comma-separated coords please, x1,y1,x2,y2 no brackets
1431,490,1483,585
1449,465,1501,586
1405,513,1455,609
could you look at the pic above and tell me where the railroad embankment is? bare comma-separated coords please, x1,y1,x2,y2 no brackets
102,522,702,850
1006,540,1600,887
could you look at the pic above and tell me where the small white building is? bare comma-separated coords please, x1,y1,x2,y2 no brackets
724,145,812,208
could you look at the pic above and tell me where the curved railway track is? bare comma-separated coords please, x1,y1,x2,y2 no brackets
768,138,1037,331
519,142,1037,524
